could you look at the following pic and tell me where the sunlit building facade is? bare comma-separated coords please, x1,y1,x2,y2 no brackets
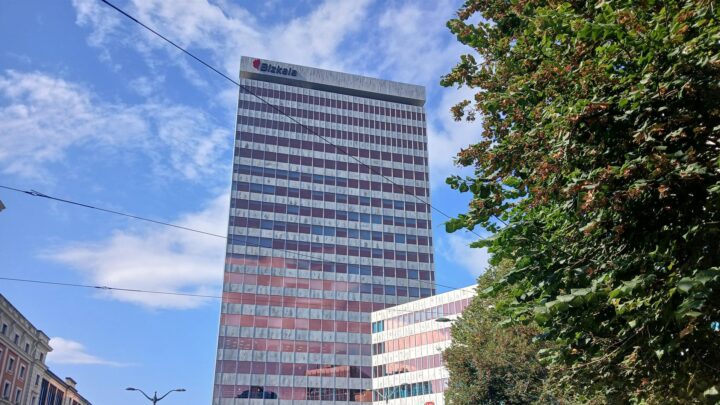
213,57,433,403
0,294,92,405
371,287,475,405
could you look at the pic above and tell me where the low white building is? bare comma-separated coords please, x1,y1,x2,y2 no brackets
370,286,475,405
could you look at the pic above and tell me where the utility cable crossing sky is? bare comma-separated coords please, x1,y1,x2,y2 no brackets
0,184,465,292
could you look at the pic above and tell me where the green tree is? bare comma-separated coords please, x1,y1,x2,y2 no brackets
442,0,720,403
444,261,551,405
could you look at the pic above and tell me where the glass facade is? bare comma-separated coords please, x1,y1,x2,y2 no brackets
370,287,475,405
213,57,432,404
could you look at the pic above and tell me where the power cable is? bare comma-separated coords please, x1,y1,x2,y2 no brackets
0,276,218,299
0,276,474,316
98,0,485,241
0,185,225,239
0,184,468,292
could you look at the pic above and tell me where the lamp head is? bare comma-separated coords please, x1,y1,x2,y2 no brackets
126,387,137,391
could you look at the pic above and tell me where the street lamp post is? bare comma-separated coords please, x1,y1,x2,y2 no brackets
126,387,186,404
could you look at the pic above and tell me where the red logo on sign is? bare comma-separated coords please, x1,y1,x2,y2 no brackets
252,59,261,70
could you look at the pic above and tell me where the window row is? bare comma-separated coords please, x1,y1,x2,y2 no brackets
232,216,431,246
243,84,426,121
216,384,372,401
225,255,435,281
243,100,425,137
236,141,426,179
226,271,432,291
229,235,433,263
372,379,447,401
234,180,429,213
0,352,27,380
0,324,32,356
39,379,64,405
221,314,371,334
240,100,423,139
375,297,473,332
234,163,428,196
372,328,451,355
220,292,432,313
372,353,443,377
217,361,371,378
1,382,22,405
218,336,370,355
230,198,431,228
239,131,424,166
237,116,428,157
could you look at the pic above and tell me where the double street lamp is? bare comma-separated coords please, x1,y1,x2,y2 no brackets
126,387,186,404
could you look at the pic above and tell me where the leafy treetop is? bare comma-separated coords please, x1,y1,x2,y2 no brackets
442,0,720,403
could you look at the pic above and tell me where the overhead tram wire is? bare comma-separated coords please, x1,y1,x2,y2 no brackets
0,276,219,299
0,185,225,239
0,184,466,292
0,276,473,316
98,0,485,241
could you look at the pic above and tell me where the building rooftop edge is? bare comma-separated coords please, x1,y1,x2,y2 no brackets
371,285,477,320
0,293,45,339
239,56,426,105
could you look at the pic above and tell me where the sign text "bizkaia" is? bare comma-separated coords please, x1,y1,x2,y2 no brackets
252,59,298,77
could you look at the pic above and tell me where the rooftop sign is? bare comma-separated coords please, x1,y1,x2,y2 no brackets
252,58,298,77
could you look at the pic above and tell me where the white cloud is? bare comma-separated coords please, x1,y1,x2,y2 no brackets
369,0,464,83
440,232,490,276
0,70,229,181
71,0,124,71
48,337,128,366
268,0,371,70
71,0,372,85
427,86,484,186
47,194,228,309
128,75,165,97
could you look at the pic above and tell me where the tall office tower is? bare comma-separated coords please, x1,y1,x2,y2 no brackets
213,57,433,404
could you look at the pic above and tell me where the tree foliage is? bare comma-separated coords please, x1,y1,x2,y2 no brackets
442,0,720,403
444,261,551,405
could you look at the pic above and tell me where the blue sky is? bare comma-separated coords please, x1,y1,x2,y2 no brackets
0,0,488,403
